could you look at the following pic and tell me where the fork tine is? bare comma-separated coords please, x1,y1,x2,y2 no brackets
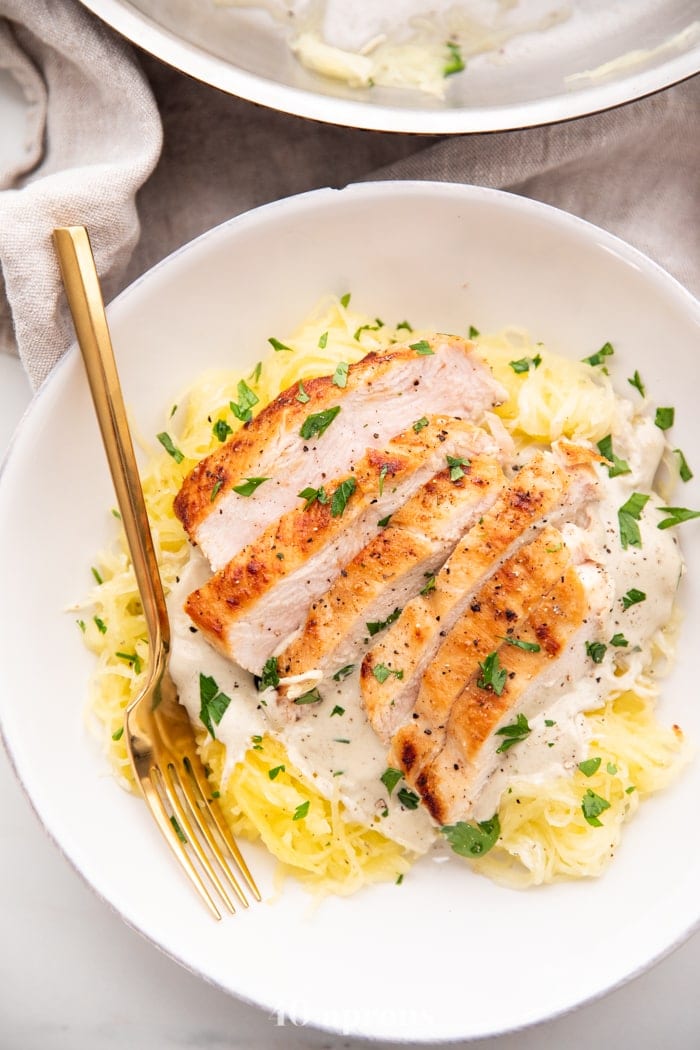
184,756,263,903
140,771,223,920
159,764,239,916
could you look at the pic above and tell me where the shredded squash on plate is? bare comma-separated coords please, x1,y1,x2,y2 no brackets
77,295,686,894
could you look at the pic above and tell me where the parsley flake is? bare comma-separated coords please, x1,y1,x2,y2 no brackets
230,379,259,423
157,432,184,463
597,435,631,478
332,361,349,388
578,757,602,777
413,416,430,433
468,325,480,339
257,657,280,691
477,651,507,697
332,664,355,682
585,641,607,664
366,607,402,636
398,787,420,810
618,492,650,549
300,405,341,440
199,673,232,739
622,588,646,610
213,418,232,442
443,40,465,76
372,663,404,684
410,339,434,355
499,635,541,652
381,767,403,795
628,370,645,397
610,633,629,647
447,454,469,481
340,292,351,308
331,705,345,717
581,788,611,827
232,476,269,497
582,341,614,368
674,448,693,483
420,575,437,596
111,726,124,741
656,506,700,529
268,765,285,780
494,713,530,752
509,354,542,374
331,477,357,517
654,406,675,431
296,380,310,404
293,800,310,821
298,485,329,510
268,337,292,352
441,815,500,858
318,331,328,349
294,688,323,705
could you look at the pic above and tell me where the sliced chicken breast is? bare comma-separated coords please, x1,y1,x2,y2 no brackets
174,336,506,570
361,442,601,742
276,453,507,684
388,527,574,787
184,418,503,674
409,560,590,825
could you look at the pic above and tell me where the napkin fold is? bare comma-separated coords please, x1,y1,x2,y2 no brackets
0,0,162,387
0,0,697,391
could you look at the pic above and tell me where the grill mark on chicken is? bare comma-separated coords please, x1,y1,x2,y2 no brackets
184,418,504,674
174,336,506,570
360,443,601,742
275,454,506,683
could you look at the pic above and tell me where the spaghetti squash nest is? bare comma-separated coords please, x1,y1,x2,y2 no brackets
78,295,687,893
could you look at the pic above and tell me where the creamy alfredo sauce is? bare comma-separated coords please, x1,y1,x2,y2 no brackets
169,395,682,848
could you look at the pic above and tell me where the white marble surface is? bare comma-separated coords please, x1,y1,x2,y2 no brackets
1,351,699,1048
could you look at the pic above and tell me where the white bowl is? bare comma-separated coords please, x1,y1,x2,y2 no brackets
1,183,699,1041
78,0,700,133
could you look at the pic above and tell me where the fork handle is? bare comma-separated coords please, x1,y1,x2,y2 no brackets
53,226,170,655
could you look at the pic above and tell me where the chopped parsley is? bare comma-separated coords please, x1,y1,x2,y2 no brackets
330,477,357,517
366,607,402,636
210,479,223,501
397,787,420,810
674,448,693,482
116,650,142,674
443,40,465,76
413,416,430,433
377,514,392,527
298,485,329,510
622,588,646,610
494,713,530,753
596,434,631,478
581,788,611,827
293,800,310,821
380,767,403,795
440,815,500,858
156,432,184,463
330,705,345,717
332,361,349,388
477,651,507,696
578,757,602,777
499,635,541,652
582,341,614,368
656,505,700,529
93,615,107,634
607,762,618,775
332,664,355,681
232,476,269,497
268,337,292,352
249,361,262,384
354,318,384,341
410,339,434,355
378,464,389,497
300,405,341,440
268,765,285,780
420,575,437,596
447,454,469,481
258,657,280,691
340,292,351,308
230,379,259,422
610,632,629,647
212,418,232,442
654,406,675,431
372,663,404,684
170,816,187,844
91,566,103,585
111,726,124,741
618,492,649,549
318,331,328,349
199,672,232,739
396,319,413,332
509,354,542,374
293,688,323,705
296,380,310,404
468,325,480,339
585,641,607,664
628,370,645,397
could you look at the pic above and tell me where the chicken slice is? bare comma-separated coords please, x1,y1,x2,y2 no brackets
409,559,589,825
361,441,601,742
275,452,507,685
184,418,503,674
388,526,573,787
174,335,506,570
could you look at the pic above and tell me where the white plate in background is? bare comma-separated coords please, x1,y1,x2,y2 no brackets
77,0,700,132
0,183,699,1041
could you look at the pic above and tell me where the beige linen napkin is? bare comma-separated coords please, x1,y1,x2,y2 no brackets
0,0,161,387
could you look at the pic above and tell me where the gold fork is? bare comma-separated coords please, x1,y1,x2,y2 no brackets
54,225,261,919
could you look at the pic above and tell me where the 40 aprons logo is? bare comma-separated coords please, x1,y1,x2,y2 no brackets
272,1002,434,1035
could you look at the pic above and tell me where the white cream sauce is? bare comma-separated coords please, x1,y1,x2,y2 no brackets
169,393,682,847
